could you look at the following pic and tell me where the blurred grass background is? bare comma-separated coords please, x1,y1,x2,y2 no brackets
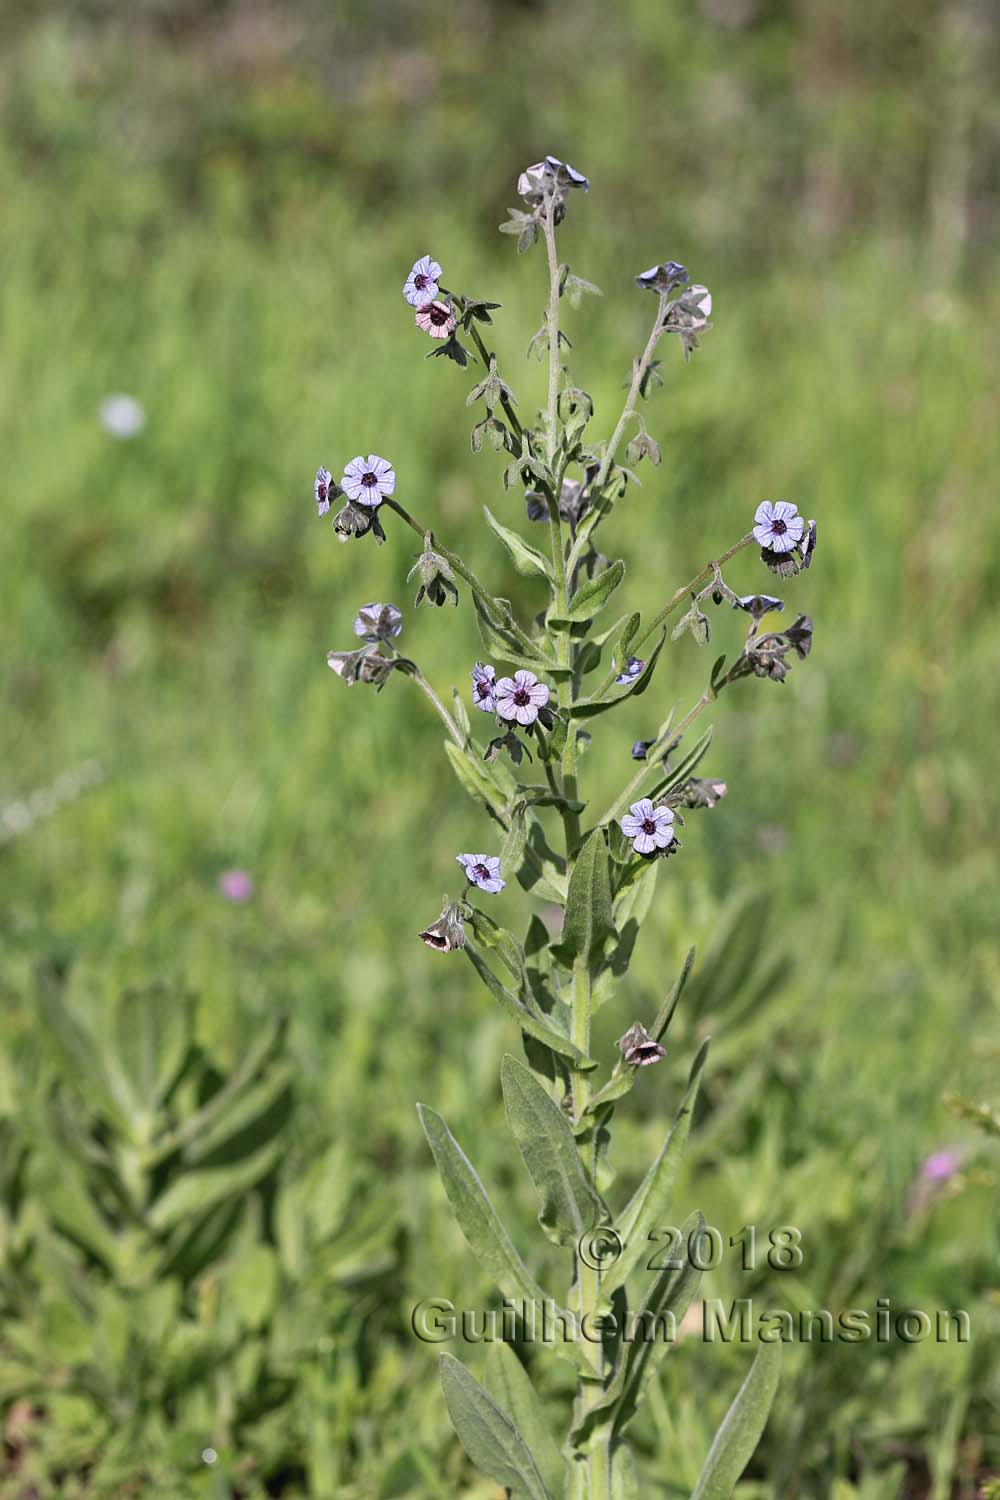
1,1,999,1496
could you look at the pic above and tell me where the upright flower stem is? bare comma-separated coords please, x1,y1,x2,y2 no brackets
537,194,609,1497
565,293,669,580
541,197,582,857
405,666,464,747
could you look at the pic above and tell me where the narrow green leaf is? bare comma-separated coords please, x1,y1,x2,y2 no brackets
451,687,472,746
484,506,553,580
484,1343,564,1499
440,1354,552,1500
602,1041,710,1297
466,943,595,1066
550,559,625,626
648,947,696,1044
184,1062,293,1164
112,985,190,1120
610,1210,705,1435
501,1055,606,1247
147,1140,283,1233
558,829,614,970
35,980,132,1137
500,802,530,882
28,1148,122,1271
444,741,506,817
649,727,714,798
611,860,659,934
417,1106,547,1308
570,630,666,719
690,1343,782,1500
474,591,552,671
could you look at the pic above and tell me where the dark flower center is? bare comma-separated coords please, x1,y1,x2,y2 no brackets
362,471,378,487
770,518,787,535
512,687,531,706
415,273,429,289
318,480,328,498
429,304,450,326
475,682,491,699
474,863,490,882
641,818,657,834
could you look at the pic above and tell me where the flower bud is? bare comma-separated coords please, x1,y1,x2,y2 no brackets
418,902,467,953
617,1022,667,1067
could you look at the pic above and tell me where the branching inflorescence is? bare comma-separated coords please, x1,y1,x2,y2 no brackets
315,155,816,1500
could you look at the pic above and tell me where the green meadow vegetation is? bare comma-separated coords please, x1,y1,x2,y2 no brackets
0,2,998,1495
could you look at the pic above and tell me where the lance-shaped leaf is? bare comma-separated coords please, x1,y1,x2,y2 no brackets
501,1055,607,1247
147,1139,283,1232
484,1343,564,1499
648,947,695,1044
440,1354,552,1500
485,506,553,580
549,558,625,628
647,727,714,800
111,985,190,1124
500,801,530,883
609,1210,705,1436
689,1343,781,1500
553,829,615,971
466,942,595,1067
601,1040,709,1297
417,1105,548,1310
474,591,552,672
444,741,507,818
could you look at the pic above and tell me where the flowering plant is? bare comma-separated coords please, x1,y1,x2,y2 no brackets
317,155,816,1499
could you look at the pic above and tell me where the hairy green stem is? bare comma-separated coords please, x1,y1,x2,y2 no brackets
565,292,669,579
539,199,583,858
594,290,670,491
406,665,464,746
542,198,563,469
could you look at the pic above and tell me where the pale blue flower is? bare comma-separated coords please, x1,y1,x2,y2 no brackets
457,853,505,894
620,798,675,855
753,500,804,554
403,255,442,307
495,669,549,726
342,455,396,507
471,662,497,714
615,656,645,686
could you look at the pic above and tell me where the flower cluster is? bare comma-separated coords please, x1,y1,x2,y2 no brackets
471,663,554,765
400,254,477,366
314,456,397,544
327,601,405,688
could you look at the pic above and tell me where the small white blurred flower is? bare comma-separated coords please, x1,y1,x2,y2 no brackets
100,394,145,439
